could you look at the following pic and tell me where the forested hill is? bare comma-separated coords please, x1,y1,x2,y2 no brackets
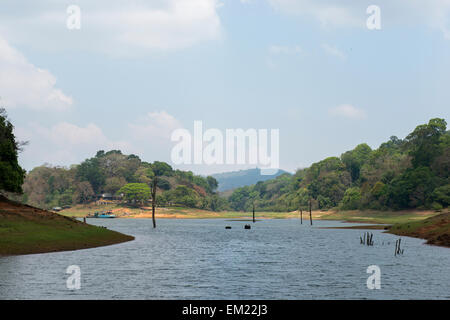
212,168,290,192
228,118,449,212
16,118,450,214
20,150,228,211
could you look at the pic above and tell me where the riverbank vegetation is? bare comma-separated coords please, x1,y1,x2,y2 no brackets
228,118,449,213
16,118,449,217
18,150,228,212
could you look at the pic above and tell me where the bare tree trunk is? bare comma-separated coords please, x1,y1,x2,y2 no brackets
252,202,255,223
300,209,303,224
152,177,157,228
309,199,313,226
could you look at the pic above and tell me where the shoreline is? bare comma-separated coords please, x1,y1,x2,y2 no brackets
0,196,134,256
61,204,449,249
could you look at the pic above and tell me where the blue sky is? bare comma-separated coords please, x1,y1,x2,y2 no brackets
1,0,449,175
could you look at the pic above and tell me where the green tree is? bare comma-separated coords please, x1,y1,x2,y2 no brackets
340,187,362,210
387,167,437,209
76,157,105,194
157,178,171,190
341,143,372,182
104,176,127,194
432,184,450,207
118,183,151,204
150,161,173,228
405,118,447,168
206,176,218,193
73,181,95,204
0,108,26,193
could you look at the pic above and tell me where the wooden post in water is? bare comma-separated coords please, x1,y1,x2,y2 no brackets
309,199,313,226
252,202,255,223
300,209,303,224
151,177,157,228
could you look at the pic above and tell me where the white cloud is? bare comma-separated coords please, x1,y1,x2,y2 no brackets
0,0,222,55
0,35,73,110
321,43,346,60
329,104,367,119
15,122,131,169
41,122,113,146
129,111,184,141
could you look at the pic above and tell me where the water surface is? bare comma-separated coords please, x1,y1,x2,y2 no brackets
1,219,449,299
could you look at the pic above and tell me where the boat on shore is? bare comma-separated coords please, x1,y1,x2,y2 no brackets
87,211,116,219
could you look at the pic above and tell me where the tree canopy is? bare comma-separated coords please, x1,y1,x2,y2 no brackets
228,118,449,212
21,149,226,211
119,183,151,203
0,108,25,194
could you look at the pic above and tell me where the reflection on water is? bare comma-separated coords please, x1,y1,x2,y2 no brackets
0,219,449,299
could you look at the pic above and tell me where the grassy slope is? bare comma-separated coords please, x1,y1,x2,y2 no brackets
0,196,134,255
388,212,450,247
316,209,440,224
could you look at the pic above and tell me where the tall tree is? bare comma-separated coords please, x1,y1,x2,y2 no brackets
150,161,173,228
0,108,26,194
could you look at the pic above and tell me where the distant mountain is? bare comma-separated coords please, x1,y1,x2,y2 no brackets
212,168,290,192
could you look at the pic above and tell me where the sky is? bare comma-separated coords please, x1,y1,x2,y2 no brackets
1,0,450,175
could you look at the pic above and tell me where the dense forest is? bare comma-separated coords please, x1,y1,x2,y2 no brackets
228,118,449,212
8,117,450,214
20,150,228,211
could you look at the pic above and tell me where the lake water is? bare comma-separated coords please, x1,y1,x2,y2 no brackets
0,219,449,299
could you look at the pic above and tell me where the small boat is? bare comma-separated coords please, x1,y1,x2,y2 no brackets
87,211,116,218
97,213,116,218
